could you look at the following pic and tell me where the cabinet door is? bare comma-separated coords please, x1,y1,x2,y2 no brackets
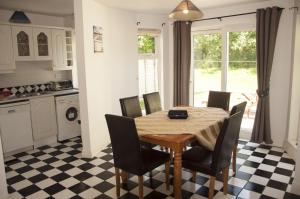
0,104,33,153
33,28,52,60
52,29,67,69
30,96,58,140
12,26,34,61
0,25,15,72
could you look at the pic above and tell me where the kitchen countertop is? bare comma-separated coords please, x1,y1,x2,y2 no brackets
0,89,79,105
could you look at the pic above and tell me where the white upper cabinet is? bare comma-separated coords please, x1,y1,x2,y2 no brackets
33,28,52,60
12,26,35,61
0,25,15,73
52,29,68,70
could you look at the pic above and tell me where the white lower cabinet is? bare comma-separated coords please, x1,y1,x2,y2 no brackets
30,96,58,147
0,102,33,156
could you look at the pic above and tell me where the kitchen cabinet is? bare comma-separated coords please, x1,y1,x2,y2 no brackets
52,29,69,70
30,96,57,143
12,26,35,61
0,25,15,73
33,28,52,60
0,102,33,155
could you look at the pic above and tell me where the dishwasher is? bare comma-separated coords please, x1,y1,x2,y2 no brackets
0,101,33,156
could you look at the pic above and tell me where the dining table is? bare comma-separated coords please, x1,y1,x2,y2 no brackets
133,106,229,199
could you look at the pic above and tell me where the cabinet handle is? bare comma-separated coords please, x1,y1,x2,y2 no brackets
8,109,16,113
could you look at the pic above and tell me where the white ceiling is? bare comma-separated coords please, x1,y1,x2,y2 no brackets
0,0,266,16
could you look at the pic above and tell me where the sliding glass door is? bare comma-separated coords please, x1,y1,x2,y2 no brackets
192,29,257,138
193,32,222,107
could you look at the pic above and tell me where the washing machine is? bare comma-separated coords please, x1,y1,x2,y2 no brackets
55,94,81,141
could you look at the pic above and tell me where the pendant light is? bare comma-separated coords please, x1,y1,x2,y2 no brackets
169,0,203,21
9,11,31,24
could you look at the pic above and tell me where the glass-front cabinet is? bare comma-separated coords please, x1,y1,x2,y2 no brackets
33,28,52,60
10,25,74,70
12,26,34,61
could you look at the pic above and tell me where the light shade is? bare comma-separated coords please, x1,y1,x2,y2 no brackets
169,0,203,21
9,11,31,23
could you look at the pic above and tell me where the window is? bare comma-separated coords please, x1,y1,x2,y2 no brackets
192,29,257,138
138,33,160,109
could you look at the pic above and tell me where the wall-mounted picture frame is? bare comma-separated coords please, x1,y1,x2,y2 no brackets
93,26,103,53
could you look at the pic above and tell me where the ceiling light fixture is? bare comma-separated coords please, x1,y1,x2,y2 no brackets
169,0,203,21
9,11,31,24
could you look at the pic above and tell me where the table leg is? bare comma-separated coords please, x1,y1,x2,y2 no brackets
173,146,183,199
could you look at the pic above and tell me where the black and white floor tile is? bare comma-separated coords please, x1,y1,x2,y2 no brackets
5,137,300,199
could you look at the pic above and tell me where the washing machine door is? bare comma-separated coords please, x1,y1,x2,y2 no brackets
66,106,79,122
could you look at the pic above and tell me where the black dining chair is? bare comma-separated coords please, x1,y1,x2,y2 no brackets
105,114,170,199
119,96,142,118
182,112,243,199
143,92,162,115
207,91,231,111
119,96,155,149
229,101,247,175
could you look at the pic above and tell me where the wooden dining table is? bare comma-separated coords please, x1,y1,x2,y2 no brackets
134,107,228,199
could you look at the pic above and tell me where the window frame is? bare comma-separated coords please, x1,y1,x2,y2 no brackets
190,25,256,106
137,31,162,102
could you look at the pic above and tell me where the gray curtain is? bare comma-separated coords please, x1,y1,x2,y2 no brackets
173,21,192,106
251,7,282,144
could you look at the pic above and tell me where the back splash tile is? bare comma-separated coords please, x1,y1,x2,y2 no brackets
0,83,51,96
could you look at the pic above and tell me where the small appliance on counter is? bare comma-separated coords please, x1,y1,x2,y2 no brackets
49,80,73,91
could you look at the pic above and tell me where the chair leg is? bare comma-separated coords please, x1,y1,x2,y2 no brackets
209,176,215,199
115,167,120,198
138,175,144,199
223,166,229,195
192,171,196,182
232,144,237,176
165,161,170,190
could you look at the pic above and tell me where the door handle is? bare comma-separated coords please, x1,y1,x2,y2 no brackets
8,109,16,113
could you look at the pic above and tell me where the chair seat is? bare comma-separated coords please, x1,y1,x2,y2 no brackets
140,148,170,175
182,146,215,176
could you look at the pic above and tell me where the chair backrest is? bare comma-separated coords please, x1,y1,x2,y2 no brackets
230,101,247,144
212,111,243,173
143,92,162,115
105,114,142,173
119,96,142,118
207,91,231,111
230,101,247,116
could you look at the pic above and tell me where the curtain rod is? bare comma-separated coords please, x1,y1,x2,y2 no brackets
193,7,285,22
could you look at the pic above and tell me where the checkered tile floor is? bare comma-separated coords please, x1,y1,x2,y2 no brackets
5,137,300,199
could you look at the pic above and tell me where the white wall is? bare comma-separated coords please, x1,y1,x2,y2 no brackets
0,62,72,88
288,12,300,144
166,0,296,147
0,9,73,88
75,0,138,157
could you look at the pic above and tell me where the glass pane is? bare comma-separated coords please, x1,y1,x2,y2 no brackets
37,32,49,56
138,35,155,54
17,31,30,56
193,33,222,107
228,31,257,133
138,58,158,96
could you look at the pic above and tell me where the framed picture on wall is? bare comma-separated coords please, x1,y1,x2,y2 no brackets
93,26,103,53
